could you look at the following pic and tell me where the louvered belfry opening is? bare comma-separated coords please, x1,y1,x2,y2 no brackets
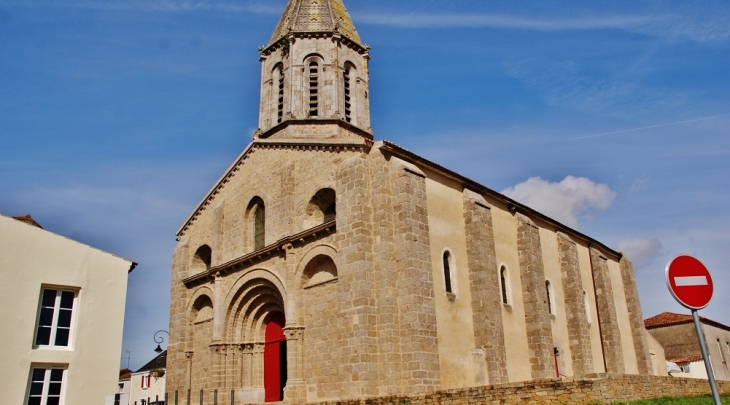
344,67,352,122
277,68,285,123
309,61,319,117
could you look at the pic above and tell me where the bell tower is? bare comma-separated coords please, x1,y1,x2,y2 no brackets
256,0,372,140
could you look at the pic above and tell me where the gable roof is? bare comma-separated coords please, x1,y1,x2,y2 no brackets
268,0,363,47
136,350,167,373
644,312,730,331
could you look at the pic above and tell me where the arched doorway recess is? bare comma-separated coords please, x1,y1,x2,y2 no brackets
264,312,287,402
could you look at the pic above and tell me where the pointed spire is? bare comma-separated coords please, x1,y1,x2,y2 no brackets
268,0,363,47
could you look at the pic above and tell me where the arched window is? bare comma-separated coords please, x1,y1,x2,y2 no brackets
254,204,265,250
275,65,285,123
302,254,338,288
443,252,453,294
324,203,336,222
308,61,319,117
192,295,213,324
305,188,336,228
343,65,352,123
500,266,509,304
192,245,212,274
545,280,554,314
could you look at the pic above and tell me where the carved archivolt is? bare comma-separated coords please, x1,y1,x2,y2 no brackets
223,269,287,342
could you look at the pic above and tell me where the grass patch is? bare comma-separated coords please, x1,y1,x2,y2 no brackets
607,393,729,404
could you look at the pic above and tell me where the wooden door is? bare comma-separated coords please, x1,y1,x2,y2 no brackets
264,313,287,402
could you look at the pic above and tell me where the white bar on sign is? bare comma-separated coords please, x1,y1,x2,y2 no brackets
674,276,708,287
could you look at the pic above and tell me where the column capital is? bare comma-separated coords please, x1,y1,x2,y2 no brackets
283,326,305,340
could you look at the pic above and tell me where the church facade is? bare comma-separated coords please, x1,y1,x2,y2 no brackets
166,0,656,403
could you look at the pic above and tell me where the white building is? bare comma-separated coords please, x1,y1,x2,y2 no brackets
645,312,730,381
129,350,167,405
0,214,135,405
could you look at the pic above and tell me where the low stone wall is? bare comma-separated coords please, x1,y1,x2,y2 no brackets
317,374,730,405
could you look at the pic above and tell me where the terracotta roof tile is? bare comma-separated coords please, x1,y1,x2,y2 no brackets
667,355,703,363
120,368,132,380
12,214,43,229
644,312,730,331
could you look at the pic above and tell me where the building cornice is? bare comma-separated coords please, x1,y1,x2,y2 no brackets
261,32,370,58
182,220,336,287
258,118,374,140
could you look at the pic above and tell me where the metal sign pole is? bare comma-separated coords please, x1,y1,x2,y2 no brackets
692,310,722,405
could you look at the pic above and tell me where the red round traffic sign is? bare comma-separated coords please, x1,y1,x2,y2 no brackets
665,255,714,310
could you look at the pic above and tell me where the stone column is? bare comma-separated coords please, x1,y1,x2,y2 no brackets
557,232,593,377
253,343,265,389
185,351,194,391
237,345,245,388
213,272,223,342
590,248,625,374
515,213,555,379
283,326,306,404
619,256,652,374
210,344,226,388
243,344,254,388
462,189,508,384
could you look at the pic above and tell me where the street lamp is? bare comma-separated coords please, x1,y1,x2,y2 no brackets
154,330,169,353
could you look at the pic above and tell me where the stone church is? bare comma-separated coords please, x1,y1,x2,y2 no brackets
166,0,657,403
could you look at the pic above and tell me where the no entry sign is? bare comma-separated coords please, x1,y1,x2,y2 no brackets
665,255,714,310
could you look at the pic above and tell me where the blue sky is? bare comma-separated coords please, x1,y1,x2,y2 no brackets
1,0,729,370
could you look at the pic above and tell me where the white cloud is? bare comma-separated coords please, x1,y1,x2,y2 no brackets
358,12,656,32
616,238,662,265
356,10,730,43
502,176,616,228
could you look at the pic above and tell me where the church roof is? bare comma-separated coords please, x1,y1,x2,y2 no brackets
176,138,623,263
136,350,167,373
644,312,730,331
268,0,363,47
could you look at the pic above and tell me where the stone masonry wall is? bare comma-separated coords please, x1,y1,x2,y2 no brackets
515,213,555,379
462,189,508,385
297,374,730,405
590,248,625,374
390,158,440,393
557,232,594,377
334,153,379,399
620,256,653,375
370,152,403,396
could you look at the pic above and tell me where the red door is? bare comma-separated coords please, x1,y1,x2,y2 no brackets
264,313,287,402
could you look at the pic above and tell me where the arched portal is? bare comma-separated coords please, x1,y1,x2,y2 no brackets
264,312,287,402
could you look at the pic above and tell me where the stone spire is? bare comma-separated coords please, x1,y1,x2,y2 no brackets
268,0,363,48
257,0,372,140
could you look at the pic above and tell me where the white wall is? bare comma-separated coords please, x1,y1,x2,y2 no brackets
0,214,133,405
129,372,166,405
